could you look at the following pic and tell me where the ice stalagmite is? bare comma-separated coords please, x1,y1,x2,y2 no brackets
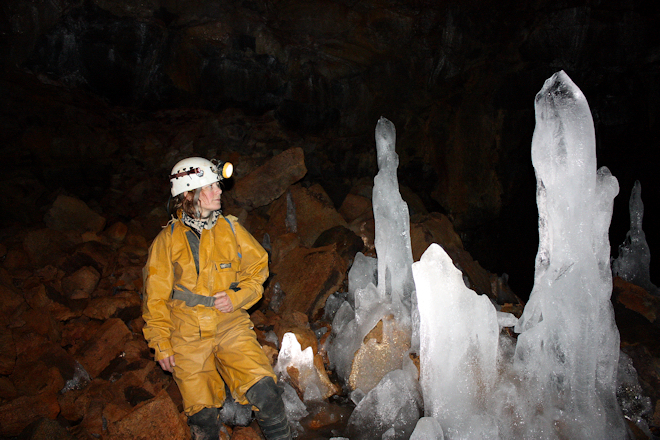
329,117,420,438
514,71,626,439
412,243,499,438
373,117,415,313
612,181,659,295
328,117,415,387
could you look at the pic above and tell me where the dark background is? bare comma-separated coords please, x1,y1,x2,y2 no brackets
1,0,658,300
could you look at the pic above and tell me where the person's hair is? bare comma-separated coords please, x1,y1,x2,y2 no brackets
171,192,197,218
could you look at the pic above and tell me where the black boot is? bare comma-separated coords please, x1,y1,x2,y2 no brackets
246,377,292,440
187,407,219,440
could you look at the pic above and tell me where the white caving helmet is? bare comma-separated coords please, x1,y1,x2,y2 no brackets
169,157,233,197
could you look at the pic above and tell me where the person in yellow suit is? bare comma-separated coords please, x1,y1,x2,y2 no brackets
142,157,291,440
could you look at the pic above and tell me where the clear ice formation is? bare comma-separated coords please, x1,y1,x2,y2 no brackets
616,351,653,435
275,333,325,402
412,243,499,438
280,381,309,434
373,117,415,312
410,417,445,440
612,180,659,295
327,117,414,386
346,358,423,440
513,70,626,438
327,73,632,438
410,71,628,439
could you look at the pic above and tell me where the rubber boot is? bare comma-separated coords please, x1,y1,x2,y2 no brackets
187,407,219,440
246,377,292,440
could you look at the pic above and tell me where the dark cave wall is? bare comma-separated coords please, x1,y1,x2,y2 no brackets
1,0,658,295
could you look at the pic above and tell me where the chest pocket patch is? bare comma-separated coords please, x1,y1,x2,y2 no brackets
219,263,232,269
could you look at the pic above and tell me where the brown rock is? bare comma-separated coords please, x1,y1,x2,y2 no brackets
410,213,521,305
10,343,72,396
165,379,184,413
45,194,106,234
348,315,411,393
62,266,101,299
249,309,268,328
58,378,107,422
313,225,365,262
83,291,142,321
261,344,279,367
0,325,16,375
130,316,146,335
75,318,132,378
305,402,352,431
339,193,373,223
23,283,80,321
34,264,65,283
11,328,50,360
273,312,317,353
230,424,263,440
229,147,307,211
69,240,117,277
20,308,61,341
0,376,18,400
23,228,73,267
27,418,77,440
271,232,300,266
267,183,347,247
111,264,144,293
60,317,102,353
410,213,464,261
0,391,60,437
0,267,12,288
450,247,499,300
347,215,376,256
613,277,660,323
3,245,31,271
103,401,132,424
400,185,429,217
0,284,24,320
107,389,192,440
103,221,129,243
119,243,149,258
121,337,152,365
80,399,105,437
267,244,347,320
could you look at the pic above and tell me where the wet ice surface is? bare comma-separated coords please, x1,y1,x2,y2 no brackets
510,70,626,439
280,73,651,439
612,180,659,296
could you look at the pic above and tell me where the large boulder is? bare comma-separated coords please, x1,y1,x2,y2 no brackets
45,195,106,235
266,183,347,247
228,147,307,211
266,244,347,321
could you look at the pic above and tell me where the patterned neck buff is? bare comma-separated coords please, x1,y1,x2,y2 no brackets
181,210,220,235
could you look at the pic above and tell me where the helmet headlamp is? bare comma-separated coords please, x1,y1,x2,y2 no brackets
169,157,234,197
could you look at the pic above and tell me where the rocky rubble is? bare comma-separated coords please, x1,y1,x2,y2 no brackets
0,144,529,439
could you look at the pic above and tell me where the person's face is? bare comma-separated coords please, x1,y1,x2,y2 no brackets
196,181,222,218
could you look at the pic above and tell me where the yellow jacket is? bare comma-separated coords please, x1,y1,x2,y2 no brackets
142,214,269,361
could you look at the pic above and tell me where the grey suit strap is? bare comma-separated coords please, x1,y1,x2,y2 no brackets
185,230,200,275
171,284,216,307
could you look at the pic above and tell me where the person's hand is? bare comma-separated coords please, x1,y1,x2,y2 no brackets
158,355,175,373
214,291,235,313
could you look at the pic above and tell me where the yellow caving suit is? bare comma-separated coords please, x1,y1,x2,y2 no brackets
142,214,276,416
